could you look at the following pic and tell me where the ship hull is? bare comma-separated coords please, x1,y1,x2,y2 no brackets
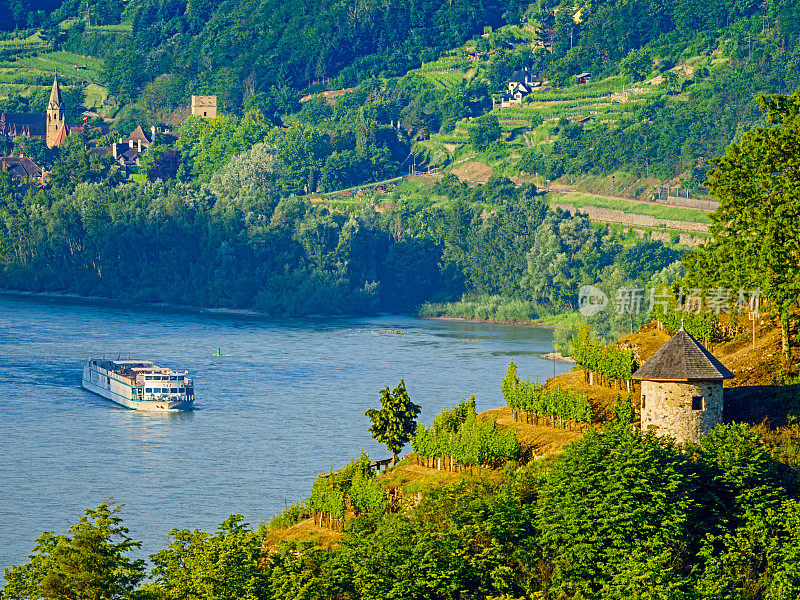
81,378,193,412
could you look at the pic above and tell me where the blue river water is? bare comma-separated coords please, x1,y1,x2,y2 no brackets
0,293,570,573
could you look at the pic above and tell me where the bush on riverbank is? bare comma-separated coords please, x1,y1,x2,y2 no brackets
418,294,547,323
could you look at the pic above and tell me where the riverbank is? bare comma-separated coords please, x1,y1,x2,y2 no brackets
0,289,396,320
425,315,553,328
0,289,267,317
418,294,585,330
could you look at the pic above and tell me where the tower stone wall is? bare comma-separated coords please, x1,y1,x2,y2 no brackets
640,379,723,444
191,95,217,118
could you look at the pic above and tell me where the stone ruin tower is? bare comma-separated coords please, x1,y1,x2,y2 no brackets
632,326,733,444
191,95,217,118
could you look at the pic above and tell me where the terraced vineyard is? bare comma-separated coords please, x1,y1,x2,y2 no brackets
422,71,464,89
0,37,108,113
9,51,104,85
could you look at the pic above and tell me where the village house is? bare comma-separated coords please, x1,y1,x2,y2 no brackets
91,125,172,169
493,67,543,108
0,152,45,184
110,125,152,167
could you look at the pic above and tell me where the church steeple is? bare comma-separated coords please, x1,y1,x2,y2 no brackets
46,73,65,148
48,74,64,110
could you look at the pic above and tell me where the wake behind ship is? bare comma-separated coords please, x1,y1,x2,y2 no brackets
82,358,194,411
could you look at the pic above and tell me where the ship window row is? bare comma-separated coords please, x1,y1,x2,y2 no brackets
144,387,185,394
144,375,181,381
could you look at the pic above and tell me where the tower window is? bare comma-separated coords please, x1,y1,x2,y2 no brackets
692,396,704,411
641,395,646,409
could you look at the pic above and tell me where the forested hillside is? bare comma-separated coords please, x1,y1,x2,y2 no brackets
0,0,797,336
68,0,512,108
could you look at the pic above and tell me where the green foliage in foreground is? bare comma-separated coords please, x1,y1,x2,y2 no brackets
149,515,268,600
2,502,145,600
9,422,800,599
502,359,594,424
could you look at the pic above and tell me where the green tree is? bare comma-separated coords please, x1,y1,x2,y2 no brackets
662,70,680,94
1,502,145,600
684,92,800,357
265,123,332,193
149,515,269,600
48,132,111,192
536,424,699,597
365,379,421,465
467,114,501,152
620,48,653,82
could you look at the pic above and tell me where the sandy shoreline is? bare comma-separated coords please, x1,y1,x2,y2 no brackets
540,352,576,364
425,315,554,328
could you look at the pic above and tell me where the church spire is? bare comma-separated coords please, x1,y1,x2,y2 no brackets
46,73,65,148
48,74,64,111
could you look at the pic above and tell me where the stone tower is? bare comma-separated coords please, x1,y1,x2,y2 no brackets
191,95,217,118
632,327,733,444
46,74,65,148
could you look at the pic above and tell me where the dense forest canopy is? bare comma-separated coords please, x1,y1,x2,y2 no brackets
57,0,800,113
0,149,681,318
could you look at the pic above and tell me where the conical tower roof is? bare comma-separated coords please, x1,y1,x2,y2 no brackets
126,125,151,144
632,327,733,381
47,74,64,110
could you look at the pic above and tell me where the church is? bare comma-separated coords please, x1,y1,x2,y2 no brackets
0,75,83,148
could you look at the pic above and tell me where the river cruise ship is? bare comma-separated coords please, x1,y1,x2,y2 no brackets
82,358,194,411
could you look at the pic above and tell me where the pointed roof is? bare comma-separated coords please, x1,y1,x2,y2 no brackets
632,328,734,381
52,123,70,147
48,74,64,111
1,154,44,180
126,125,151,145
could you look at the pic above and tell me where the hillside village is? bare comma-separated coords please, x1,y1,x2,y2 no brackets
0,73,211,185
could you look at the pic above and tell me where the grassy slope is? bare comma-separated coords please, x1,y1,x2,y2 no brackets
544,191,712,223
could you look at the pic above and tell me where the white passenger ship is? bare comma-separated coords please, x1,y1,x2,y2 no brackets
82,358,194,411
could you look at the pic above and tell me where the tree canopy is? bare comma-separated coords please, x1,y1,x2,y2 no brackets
1,502,145,600
685,91,800,356
365,379,421,464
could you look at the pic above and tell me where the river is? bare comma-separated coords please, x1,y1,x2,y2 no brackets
0,293,570,573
